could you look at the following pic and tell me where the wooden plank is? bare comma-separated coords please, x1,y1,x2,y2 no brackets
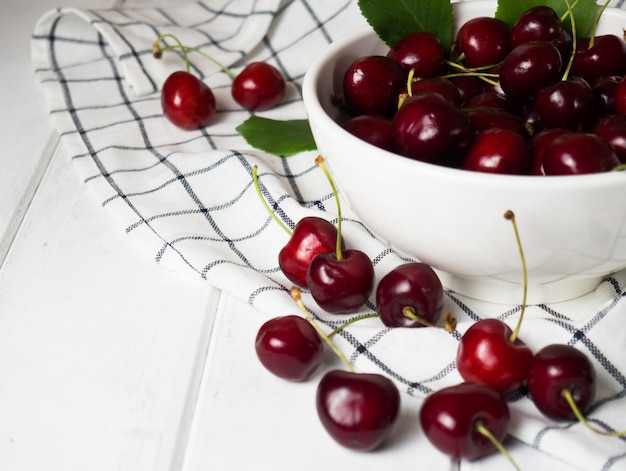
0,143,219,471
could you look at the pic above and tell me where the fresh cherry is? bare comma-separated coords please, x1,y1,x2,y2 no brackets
393,93,474,166
509,6,572,59
316,369,400,451
527,344,596,422
278,217,343,289
455,16,511,68
342,55,407,118
387,31,447,77
255,315,324,381
161,71,216,130
462,128,529,174
342,115,395,152
456,318,533,395
592,114,626,163
420,382,512,462
541,131,621,175
231,61,286,111
571,34,626,83
535,76,595,131
375,262,444,328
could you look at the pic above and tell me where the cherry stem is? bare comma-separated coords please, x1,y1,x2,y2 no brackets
561,0,577,81
291,286,355,372
504,210,527,344
402,307,457,332
444,60,500,88
152,33,237,79
611,163,626,172
562,389,626,436
329,313,380,337
587,0,611,48
315,155,344,262
252,165,292,236
475,421,520,471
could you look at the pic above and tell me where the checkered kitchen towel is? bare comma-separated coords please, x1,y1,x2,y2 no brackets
31,0,626,468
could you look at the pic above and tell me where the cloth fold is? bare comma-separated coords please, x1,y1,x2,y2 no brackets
31,0,626,469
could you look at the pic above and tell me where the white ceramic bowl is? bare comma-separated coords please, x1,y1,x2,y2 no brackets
302,0,626,305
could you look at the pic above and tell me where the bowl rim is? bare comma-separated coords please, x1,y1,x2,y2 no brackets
302,13,626,191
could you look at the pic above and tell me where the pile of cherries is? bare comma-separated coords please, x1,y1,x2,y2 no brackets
339,5,626,175
153,33,286,129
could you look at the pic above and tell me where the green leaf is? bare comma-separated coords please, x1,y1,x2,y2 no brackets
495,0,598,38
236,117,317,157
357,0,455,52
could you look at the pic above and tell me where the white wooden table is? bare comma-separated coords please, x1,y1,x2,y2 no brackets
0,1,588,469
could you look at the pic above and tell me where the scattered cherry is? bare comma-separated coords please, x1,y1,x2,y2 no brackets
420,382,513,462
255,315,324,381
375,262,444,328
231,61,286,111
161,71,216,130
316,369,401,451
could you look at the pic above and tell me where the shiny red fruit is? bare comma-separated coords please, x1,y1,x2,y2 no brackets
420,382,510,461
278,217,341,289
463,128,529,174
161,71,216,130
456,318,534,394
527,344,596,421
316,370,400,451
375,262,444,328
232,62,286,111
255,315,324,381
307,249,374,314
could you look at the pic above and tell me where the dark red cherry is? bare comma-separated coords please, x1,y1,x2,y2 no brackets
420,382,511,461
535,77,595,131
499,41,563,100
278,217,342,289
455,17,511,68
307,249,375,314
231,62,286,111
393,93,474,166
591,76,620,115
375,262,444,328
529,128,572,175
449,75,485,105
510,6,572,59
342,55,407,118
614,75,626,115
342,115,395,152
316,370,401,451
541,132,621,175
255,315,323,381
571,35,626,83
411,77,462,106
462,128,529,174
527,344,596,421
592,114,626,163
456,318,534,394
161,71,216,130
386,31,447,77
465,107,527,136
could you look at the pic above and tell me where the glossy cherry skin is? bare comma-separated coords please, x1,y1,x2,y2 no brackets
376,262,444,328
541,132,621,175
342,115,395,152
465,107,527,137
307,249,374,314
571,35,626,83
499,41,563,101
591,76,620,115
462,128,529,174
316,370,400,451
411,77,462,106
535,77,595,132
231,62,286,111
387,31,447,77
342,55,407,118
278,217,342,289
393,93,474,166
528,128,572,175
592,114,626,163
255,315,324,381
509,6,572,59
614,75,626,115
455,16,511,68
527,344,596,421
161,71,216,130
456,318,534,394
420,382,510,461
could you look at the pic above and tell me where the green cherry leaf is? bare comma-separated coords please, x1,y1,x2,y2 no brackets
236,117,317,157
357,0,454,52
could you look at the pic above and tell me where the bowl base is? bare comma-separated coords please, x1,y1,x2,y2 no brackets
435,270,604,306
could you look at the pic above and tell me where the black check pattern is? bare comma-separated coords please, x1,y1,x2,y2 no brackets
32,0,626,468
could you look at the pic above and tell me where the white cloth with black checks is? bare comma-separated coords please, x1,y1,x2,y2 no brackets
31,0,626,469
